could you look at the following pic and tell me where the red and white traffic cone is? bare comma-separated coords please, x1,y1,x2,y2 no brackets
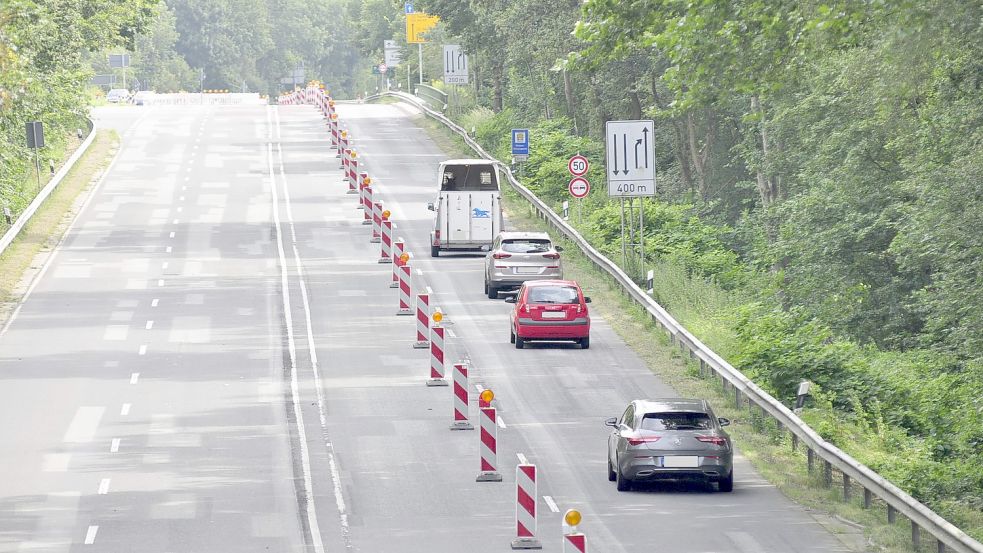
449,362,473,430
477,406,503,481
378,217,393,263
427,326,448,386
397,262,412,316
391,239,404,288
371,200,383,241
414,293,430,348
512,464,542,549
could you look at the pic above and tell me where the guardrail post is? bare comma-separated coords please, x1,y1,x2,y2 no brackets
823,460,832,488
912,522,921,550
807,448,815,474
698,359,706,377
888,505,897,524
938,539,946,552
734,387,742,409
863,488,872,509
791,432,798,451
842,474,851,501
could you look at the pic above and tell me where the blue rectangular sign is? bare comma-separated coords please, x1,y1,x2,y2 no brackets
405,2,414,13
511,129,529,156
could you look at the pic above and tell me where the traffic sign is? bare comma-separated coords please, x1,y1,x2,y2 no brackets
443,45,468,85
384,40,402,67
405,2,414,13
406,13,439,44
605,119,656,197
568,155,589,177
568,177,590,199
511,129,529,161
379,63,388,74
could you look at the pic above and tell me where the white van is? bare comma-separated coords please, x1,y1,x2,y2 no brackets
427,159,503,257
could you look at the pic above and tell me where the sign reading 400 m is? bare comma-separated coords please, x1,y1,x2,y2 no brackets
604,120,656,197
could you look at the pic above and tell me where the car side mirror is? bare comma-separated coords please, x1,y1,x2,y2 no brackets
604,417,618,428
718,417,730,427
583,297,592,303
504,297,517,304
427,202,435,211
555,245,564,252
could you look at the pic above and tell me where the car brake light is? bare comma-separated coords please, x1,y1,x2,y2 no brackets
523,304,530,314
434,230,440,246
626,436,661,446
695,436,728,446
493,252,512,259
542,252,560,259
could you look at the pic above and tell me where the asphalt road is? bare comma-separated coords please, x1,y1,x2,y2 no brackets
0,101,860,553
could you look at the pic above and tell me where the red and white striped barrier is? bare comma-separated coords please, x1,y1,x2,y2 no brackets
341,145,350,177
476,406,503,481
427,326,448,386
563,534,586,553
361,184,373,225
338,130,348,161
391,239,405,288
379,218,393,263
450,363,473,430
397,262,412,315
371,200,383,242
512,464,542,549
349,152,360,193
329,115,339,150
415,293,430,348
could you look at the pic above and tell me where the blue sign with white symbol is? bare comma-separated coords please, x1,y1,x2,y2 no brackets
472,207,490,219
511,129,529,157
405,2,414,13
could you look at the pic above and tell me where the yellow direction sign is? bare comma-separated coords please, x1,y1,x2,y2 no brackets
406,13,439,44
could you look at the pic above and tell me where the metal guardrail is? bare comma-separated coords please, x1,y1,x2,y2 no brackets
375,90,983,553
413,84,448,113
0,122,98,256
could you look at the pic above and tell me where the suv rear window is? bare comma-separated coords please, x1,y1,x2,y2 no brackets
502,239,551,253
640,412,713,430
527,285,579,304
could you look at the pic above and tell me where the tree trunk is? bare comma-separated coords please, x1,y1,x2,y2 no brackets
563,68,579,136
588,72,609,139
628,88,642,120
686,110,716,201
491,59,504,112
751,95,779,207
652,77,693,193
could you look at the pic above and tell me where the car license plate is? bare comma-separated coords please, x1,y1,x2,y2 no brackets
540,312,566,319
662,456,700,468
516,267,539,274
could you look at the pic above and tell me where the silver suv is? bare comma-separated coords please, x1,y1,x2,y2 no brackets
483,231,562,299
606,398,733,492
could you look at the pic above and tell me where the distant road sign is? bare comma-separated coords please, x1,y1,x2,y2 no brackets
405,2,414,13
379,63,388,74
108,54,129,68
511,129,529,162
605,119,656,197
384,40,402,66
406,13,439,44
443,45,468,84
569,177,590,199
568,155,589,177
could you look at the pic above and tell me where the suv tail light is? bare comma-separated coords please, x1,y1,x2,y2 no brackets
626,436,661,446
434,230,441,246
695,435,728,446
542,252,560,260
493,252,512,259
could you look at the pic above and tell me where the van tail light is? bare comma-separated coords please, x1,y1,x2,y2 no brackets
695,436,728,446
493,252,512,259
626,436,661,446
434,230,441,246
542,252,560,259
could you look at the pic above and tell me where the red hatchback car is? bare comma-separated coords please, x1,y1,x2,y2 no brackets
506,280,591,349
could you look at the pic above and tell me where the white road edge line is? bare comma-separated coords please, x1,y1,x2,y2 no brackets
84,525,98,544
267,106,327,553
543,495,560,513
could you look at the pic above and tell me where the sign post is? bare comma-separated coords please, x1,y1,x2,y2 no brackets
25,121,44,193
511,129,529,180
567,155,590,225
605,120,656,275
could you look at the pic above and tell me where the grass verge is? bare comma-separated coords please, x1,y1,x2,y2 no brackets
0,129,119,326
408,109,953,553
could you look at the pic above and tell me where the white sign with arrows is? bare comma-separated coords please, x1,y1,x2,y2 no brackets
443,44,469,85
605,119,656,197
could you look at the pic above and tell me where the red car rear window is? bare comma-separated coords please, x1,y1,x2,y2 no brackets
526,286,579,304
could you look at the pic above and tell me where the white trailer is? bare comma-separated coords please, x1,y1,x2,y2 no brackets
428,159,503,257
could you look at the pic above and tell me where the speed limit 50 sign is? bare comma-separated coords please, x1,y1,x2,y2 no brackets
568,155,589,177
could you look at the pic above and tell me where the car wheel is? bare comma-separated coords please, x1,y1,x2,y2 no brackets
430,245,439,258
510,328,516,344
718,470,734,492
487,283,498,299
515,335,525,349
607,458,616,482
615,457,632,492
580,336,590,349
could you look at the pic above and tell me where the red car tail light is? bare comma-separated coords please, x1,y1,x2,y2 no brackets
542,252,560,260
493,252,512,259
626,436,661,446
695,435,728,446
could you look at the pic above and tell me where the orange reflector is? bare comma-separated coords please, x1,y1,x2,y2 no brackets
564,509,582,527
399,253,410,264
432,310,443,323
479,389,494,404
382,210,391,219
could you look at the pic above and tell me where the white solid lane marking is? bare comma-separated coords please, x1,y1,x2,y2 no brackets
129,373,139,384
516,453,528,464
151,299,159,307
98,479,110,495
497,416,507,429
110,438,120,453
84,525,98,544
120,403,131,416
138,344,147,355
63,407,105,443
145,321,154,330
543,496,560,513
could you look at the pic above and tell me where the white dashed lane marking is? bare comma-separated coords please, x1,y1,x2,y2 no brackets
84,525,98,544
129,373,139,385
98,479,110,495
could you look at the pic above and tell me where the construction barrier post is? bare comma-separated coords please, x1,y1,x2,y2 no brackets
379,216,393,263
362,184,374,224
450,362,473,430
397,262,412,315
348,151,359,193
562,510,586,553
427,326,448,386
414,294,430,348
371,200,383,241
512,464,542,549
476,406,503,482
391,239,404,288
